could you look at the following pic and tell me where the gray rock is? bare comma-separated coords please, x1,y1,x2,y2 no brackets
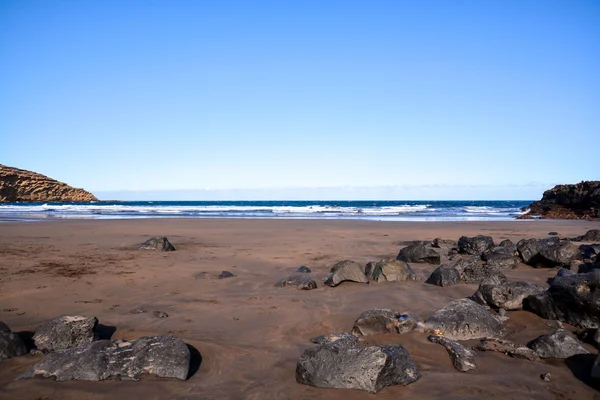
425,299,506,340
458,235,494,256
276,274,318,290
432,238,457,248
351,309,421,336
324,260,368,287
458,256,507,284
527,328,589,359
0,322,28,361
296,343,420,393
366,259,417,282
21,335,190,381
572,229,600,242
482,252,519,270
473,339,539,361
516,237,559,264
218,271,235,279
474,281,545,311
296,266,311,273
396,244,440,264
425,265,461,287
33,316,99,352
138,237,175,251
427,334,476,372
534,242,581,268
310,333,360,348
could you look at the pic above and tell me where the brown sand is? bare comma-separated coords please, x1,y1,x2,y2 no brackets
0,218,599,400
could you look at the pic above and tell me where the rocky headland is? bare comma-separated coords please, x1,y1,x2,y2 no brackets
520,181,600,220
0,164,97,202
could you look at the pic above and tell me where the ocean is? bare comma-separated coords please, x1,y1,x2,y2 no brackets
0,200,531,221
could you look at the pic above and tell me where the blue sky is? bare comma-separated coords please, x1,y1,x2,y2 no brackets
1,0,598,200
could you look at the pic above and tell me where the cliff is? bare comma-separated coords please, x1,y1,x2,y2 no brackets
0,165,98,202
520,181,600,220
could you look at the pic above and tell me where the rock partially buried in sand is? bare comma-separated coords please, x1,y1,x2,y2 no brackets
472,281,545,311
138,237,176,252
276,274,318,290
365,259,417,282
396,244,441,265
310,333,360,348
218,271,235,279
33,316,99,352
21,335,190,381
473,338,539,361
428,334,476,372
323,260,368,287
425,299,506,340
527,328,589,359
458,235,494,256
426,265,461,287
296,343,420,393
296,266,311,273
351,309,422,336
0,321,28,361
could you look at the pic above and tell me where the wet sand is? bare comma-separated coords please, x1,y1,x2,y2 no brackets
0,218,599,400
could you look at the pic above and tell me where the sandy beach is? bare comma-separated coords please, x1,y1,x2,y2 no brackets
1,218,599,400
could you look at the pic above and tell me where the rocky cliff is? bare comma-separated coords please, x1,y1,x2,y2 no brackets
0,165,98,202
520,181,600,220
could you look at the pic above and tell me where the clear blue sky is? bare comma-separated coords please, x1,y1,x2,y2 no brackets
1,0,598,200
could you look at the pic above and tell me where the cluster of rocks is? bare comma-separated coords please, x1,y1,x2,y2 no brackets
0,316,192,382
519,181,600,219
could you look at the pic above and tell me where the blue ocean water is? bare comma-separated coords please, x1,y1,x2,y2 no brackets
0,200,531,221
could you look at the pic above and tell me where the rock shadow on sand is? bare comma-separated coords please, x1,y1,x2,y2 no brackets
564,353,600,391
186,344,203,379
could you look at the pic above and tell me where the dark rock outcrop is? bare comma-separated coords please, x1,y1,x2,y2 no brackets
472,281,545,311
458,236,494,256
365,259,417,282
0,164,97,202
324,261,368,287
33,316,99,352
276,274,317,290
296,343,420,393
0,321,28,361
520,181,600,219
527,329,589,359
21,335,190,381
427,334,476,372
138,237,176,251
426,265,461,287
396,244,440,264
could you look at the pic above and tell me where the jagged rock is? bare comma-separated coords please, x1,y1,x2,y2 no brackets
33,316,99,352
458,256,507,284
425,299,506,340
324,261,368,287
20,335,190,381
351,309,422,336
432,238,457,248
276,274,317,290
366,259,417,282
516,237,560,264
218,271,235,279
396,244,440,264
310,333,360,348
296,343,420,393
524,270,600,329
473,281,545,311
0,321,28,361
520,181,600,219
527,328,589,359
138,237,176,251
482,252,519,270
573,229,600,242
473,339,539,361
427,334,476,372
0,164,97,202
458,236,494,256
425,265,461,287
296,266,311,273
533,242,581,267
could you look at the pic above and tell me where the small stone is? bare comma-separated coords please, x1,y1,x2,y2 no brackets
138,237,175,251
541,373,551,382
152,311,169,318
218,271,235,279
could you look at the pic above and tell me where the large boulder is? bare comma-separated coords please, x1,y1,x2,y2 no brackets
427,334,476,372
20,335,190,381
516,237,560,264
573,229,600,242
138,237,176,251
365,259,417,282
520,181,600,219
472,281,545,311
395,244,440,264
276,274,317,290
533,242,581,267
455,256,507,284
524,270,600,329
351,309,421,336
296,343,420,393
425,299,506,340
527,329,589,359
458,236,494,256
33,316,99,352
425,265,461,287
324,261,368,287
0,321,28,361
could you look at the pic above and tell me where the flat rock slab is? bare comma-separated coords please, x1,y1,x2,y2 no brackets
473,339,539,361
527,328,590,359
33,316,99,352
365,259,417,282
428,334,476,372
21,335,190,381
138,237,176,251
296,343,420,393
276,274,317,290
324,260,368,287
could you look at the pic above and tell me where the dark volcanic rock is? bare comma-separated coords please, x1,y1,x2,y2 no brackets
456,256,507,284
296,266,311,273
366,259,417,282
524,270,600,329
473,281,545,311
324,260,368,287
310,333,360,348
296,343,420,393
21,335,190,381
534,242,580,267
458,236,494,256
516,237,560,264
218,271,235,279
276,274,318,290
548,232,559,236
427,334,476,372
0,321,28,361
396,244,440,264
527,329,589,359
473,339,539,361
138,237,176,252
521,181,600,219
425,299,506,340
573,229,600,242
33,316,99,352
425,265,461,287
352,309,421,336
482,252,519,270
